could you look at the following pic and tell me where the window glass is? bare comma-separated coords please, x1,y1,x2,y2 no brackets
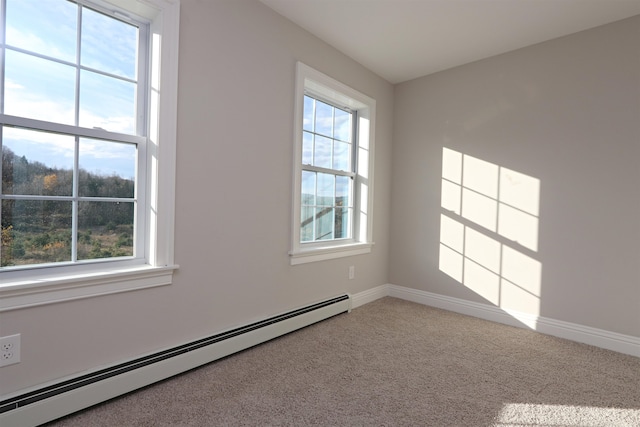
301,132,313,165
1,199,72,266
334,108,351,142
79,70,137,134
303,96,314,132
2,128,75,196
5,0,77,62
78,139,136,198
301,170,316,205
81,7,138,79
300,170,316,242
313,135,332,169
314,101,333,137
77,201,134,260
300,206,314,242
335,175,351,239
4,50,76,125
333,141,350,171
315,207,334,241
336,176,350,206
317,173,334,206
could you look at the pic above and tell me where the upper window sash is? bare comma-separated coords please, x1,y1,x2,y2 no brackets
0,0,150,137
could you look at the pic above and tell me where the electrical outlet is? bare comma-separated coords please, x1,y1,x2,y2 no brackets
349,265,355,280
0,334,21,367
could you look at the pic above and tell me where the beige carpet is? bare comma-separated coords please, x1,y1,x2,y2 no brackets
45,297,640,426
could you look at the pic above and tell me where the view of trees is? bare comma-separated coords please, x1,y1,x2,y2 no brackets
1,146,135,267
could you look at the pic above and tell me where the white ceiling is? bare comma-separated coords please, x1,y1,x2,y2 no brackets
260,0,640,84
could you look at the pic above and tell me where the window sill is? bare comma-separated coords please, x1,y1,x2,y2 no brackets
289,242,373,265
0,264,179,312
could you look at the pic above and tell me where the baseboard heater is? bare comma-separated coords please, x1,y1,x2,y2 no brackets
0,294,351,427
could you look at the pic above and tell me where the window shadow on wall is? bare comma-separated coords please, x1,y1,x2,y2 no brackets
439,147,542,322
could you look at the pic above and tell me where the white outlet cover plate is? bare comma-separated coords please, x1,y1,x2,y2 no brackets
0,333,21,367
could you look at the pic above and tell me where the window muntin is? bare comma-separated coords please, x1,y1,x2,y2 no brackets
300,96,354,243
0,0,147,269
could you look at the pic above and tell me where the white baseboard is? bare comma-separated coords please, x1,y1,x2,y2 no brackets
350,284,639,357
351,285,389,308
387,285,532,328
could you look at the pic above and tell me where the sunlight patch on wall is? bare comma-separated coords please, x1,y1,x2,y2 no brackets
439,148,541,315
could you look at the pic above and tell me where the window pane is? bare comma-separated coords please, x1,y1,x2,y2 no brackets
335,207,350,239
300,206,314,242
4,50,76,125
333,141,350,171
81,7,138,80
5,0,77,62
303,96,314,132
335,176,351,208
2,127,74,196
317,173,335,206
1,199,72,267
302,131,313,165
334,108,351,142
78,139,136,198
314,101,333,137
314,135,332,169
77,201,134,260
79,70,136,134
301,170,316,206
315,207,334,240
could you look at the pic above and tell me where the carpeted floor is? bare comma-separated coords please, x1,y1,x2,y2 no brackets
45,297,640,426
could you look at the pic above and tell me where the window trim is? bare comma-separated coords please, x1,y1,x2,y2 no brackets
290,62,376,265
0,0,180,311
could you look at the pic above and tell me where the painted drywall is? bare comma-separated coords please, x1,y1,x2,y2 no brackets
389,15,640,337
0,0,393,396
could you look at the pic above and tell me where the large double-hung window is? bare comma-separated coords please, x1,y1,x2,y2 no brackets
0,0,180,311
291,63,375,265
1,0,145,267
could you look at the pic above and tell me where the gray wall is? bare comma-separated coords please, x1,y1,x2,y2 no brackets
0,0,394,395
389,15,640,337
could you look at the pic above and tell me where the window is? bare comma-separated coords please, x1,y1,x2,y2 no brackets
290,63,375,265
0,0,180,311
301,96,354,242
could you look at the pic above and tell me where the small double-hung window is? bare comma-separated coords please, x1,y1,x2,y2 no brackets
291,63,376,265
1,0,180,311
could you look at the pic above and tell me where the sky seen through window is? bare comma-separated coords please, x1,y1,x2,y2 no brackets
2,0,140,179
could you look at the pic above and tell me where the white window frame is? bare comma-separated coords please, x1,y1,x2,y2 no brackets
290,62,375,265
0,0,180,311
